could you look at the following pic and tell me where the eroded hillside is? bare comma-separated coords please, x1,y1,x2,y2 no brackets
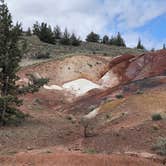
1,50,166,166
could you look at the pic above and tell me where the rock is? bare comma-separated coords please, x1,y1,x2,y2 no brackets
27,147,33,151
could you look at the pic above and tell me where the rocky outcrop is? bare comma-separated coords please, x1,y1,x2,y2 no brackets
106,50,166,86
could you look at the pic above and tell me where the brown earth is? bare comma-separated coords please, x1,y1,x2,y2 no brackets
0,50,166,165
0,152,161,166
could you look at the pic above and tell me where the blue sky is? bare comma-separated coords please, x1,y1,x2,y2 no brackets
6,0,166,49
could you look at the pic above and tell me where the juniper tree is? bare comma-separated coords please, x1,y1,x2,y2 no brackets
86,32,100,43
136,38,145,49
54,25,62,40
33,22,55,44
26,27,32,36
0,0,48,125
60,28,71,45
70,33,81,46
109,33,126,47
115,32,126,47
102,35,109,44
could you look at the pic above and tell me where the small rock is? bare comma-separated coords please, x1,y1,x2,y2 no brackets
27,147,33,151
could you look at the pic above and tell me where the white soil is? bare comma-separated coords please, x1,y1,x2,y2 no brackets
43,85,63,91
62,78,100,96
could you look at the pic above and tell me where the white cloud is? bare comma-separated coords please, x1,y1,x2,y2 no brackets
124,31,165,49
104,0,166,29
5,0,166,49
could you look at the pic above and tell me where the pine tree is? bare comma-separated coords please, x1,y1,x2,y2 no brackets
109,33,126,47
86,32,100,43
32,21,40,36
115,32,126,47
60,28,71,45
54,25,62,40
0,0,48,125
109,36,114,45
102,35,109,44
26,27,32,36
39,23,55,44
70,33,81,46
32,22,55,44
136,38,145,49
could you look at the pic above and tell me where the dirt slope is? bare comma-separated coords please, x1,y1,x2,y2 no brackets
1,50,166,165
0,152,161,166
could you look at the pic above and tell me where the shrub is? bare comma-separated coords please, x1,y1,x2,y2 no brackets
83,148,97,154
152,137,166,156
152,113,162,121
116,94,124,99
136,90,144,95
34,52,50,59
70,33,81,46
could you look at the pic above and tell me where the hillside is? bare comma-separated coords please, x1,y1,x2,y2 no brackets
20,35,146,67
1,31,166,166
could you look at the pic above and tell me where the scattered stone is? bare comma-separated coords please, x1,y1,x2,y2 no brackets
27,147,33,151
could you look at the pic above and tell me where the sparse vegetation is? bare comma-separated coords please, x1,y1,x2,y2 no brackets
83,148,97,154
152,137,166,156
34,52,51,59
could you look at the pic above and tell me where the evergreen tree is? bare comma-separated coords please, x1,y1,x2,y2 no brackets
32,21,40,36
115,32,126,47
32,22,55,44
136,38,145,49
109,36,115,45
86,32,100,43
109,33,126,47
60,28,71,45
163,43,166,50
102,35,109,44
0,0,48,125
39,23,55,44
70,33,81,46
26,27,32,36
54,25,62,40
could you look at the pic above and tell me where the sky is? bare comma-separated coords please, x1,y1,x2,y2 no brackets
6,0,166,49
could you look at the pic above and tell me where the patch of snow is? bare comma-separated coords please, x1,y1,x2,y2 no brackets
44,85,63,91
62,78,100,96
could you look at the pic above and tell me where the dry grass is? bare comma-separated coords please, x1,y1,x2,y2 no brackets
19,35,146,67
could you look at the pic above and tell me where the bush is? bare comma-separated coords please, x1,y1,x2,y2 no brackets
83,148,97,154
70,33,81,46
152,137,166,156
152,113,162,121
116,94,124,99
34,52,50,59
86,32,100,43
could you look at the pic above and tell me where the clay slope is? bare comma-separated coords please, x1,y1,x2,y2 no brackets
101,49,166,88
19,55,110,85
